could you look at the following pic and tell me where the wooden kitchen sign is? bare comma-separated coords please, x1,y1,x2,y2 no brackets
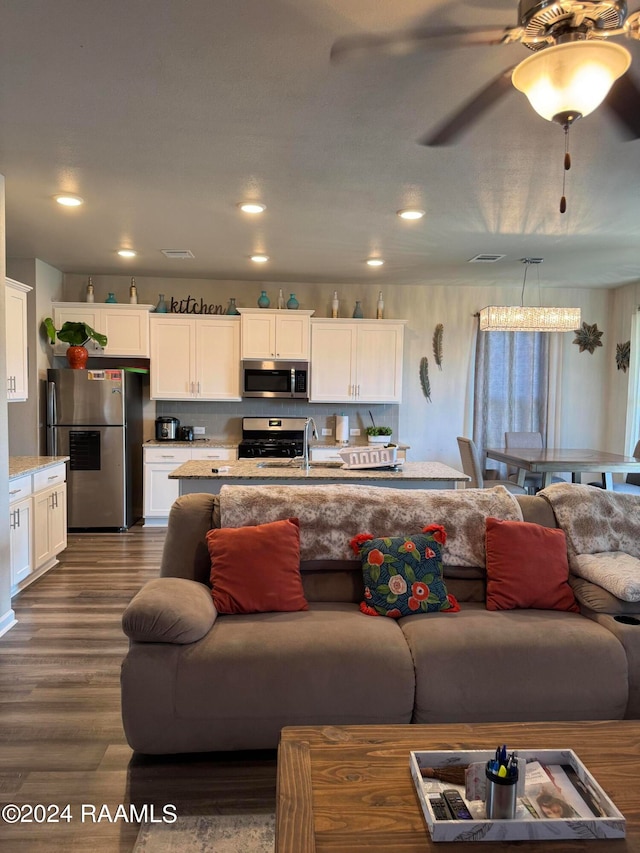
168,295,224,314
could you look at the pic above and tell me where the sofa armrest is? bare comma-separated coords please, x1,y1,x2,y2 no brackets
122,578,217,644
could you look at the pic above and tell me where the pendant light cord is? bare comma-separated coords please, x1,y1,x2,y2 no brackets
560,124,571,214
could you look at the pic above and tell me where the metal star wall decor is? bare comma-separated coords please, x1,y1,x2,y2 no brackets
573,322,603,355
616,340,631,372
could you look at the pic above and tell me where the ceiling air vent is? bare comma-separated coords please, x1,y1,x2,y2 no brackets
468,254,506,263
161,249,194,259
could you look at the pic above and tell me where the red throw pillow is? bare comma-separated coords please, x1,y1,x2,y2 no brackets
206,518,308,614
485,517,579,612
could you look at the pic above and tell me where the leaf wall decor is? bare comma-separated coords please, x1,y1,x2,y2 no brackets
616,340,630,372
433,323,443,370
419,356,432,402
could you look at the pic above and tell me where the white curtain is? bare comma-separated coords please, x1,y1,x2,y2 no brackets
625,308,640,456
473,321,550,478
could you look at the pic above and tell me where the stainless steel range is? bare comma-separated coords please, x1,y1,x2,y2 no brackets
237,417,306,459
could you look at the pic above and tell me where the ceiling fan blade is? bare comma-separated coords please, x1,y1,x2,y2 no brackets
420,66,516,146
330,25,519,64
604,73,640,139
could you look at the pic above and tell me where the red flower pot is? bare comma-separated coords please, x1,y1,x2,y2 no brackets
66,345,89,369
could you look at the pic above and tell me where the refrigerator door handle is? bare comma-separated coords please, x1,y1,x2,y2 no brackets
47,381,57,455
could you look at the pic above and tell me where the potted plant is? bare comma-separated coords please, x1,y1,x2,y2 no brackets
42,318,108,369
366,425,393,445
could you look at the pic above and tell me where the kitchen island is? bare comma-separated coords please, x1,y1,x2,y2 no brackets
169,459,469,495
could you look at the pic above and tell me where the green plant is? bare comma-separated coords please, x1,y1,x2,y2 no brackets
43,318,107,348
365,425,392,436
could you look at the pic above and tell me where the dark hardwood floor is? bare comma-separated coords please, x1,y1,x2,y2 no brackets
0,526,277,852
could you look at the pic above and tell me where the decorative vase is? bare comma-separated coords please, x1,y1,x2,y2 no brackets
66,345,89,369
86,277,95,303
353,300,364,319
277,288,285,309
226,297,240,315
331,291,339,318
105,292,117,304
257,290,270,308
376,291,384,319
155,294,168,313
129,278,138,304
287,293,299,310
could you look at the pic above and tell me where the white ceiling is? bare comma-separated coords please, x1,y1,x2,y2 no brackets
1,0,639,289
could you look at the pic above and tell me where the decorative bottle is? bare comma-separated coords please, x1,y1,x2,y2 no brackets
277,288,285,309
86,277,95,303
286,293,299,310
155,293,168,313
376,290,384,320
105,292,117,304
225,297,239,315
257,290,270,308
129,277,138,304
353,300,363,319
331,291,339,318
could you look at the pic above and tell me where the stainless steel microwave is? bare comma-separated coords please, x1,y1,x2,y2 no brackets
241,360,310,399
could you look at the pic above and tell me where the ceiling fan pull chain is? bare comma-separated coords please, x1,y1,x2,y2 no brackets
560,124,571,214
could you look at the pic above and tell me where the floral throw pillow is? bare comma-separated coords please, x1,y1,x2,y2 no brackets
349,524,460,618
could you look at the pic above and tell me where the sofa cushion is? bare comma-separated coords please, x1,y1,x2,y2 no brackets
572,552,640,602
350,526,459,618
571,576,640,615
206,517,308,614
485,517,578,612
400,602,628,724
171,603,416,748
122,578,217,644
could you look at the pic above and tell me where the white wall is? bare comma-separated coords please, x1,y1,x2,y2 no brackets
62,272,623,467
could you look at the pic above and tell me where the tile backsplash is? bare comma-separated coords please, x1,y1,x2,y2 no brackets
155,398,399,444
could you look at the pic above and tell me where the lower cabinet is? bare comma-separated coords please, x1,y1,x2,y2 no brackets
143,446,237,526
8,463,68,597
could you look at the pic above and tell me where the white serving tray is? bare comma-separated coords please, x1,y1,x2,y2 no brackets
409,749,625,843
338,444,398,469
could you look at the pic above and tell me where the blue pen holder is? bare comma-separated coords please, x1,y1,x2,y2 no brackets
485,767,517,820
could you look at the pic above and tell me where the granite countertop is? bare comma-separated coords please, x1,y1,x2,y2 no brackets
9,456,70,479
169,459,467,482
144,439,239,449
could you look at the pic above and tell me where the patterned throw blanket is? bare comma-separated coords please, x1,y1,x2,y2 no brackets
219,484,523,568
540,483,640,601
539,483,640,561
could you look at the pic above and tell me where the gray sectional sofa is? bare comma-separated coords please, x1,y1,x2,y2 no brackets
121,483,638,754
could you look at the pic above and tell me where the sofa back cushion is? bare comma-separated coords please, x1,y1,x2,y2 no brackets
159,490,558,604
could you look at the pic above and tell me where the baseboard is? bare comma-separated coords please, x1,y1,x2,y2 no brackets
0,607,17,639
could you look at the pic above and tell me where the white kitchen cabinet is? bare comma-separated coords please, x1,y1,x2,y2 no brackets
51,302,153,357
239,309,313,360
6,278,32,402
9,462,67,596
143,445,236,525
33,481,67,572
10,474,33,588
310,319,406,403
149,315,241,401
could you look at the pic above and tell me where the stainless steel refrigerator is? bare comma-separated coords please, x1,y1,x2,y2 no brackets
46,368,143,530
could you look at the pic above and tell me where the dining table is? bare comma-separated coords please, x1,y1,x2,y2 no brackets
485,446,640,490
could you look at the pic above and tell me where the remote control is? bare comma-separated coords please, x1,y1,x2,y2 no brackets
429,795,452,820
442,789,473,820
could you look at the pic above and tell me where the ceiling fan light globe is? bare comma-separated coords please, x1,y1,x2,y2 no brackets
512,41,631,121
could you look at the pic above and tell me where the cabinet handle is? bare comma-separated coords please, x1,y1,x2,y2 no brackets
9,489,20,496
160,455,175,459
197,381,201,395
48,475,58,480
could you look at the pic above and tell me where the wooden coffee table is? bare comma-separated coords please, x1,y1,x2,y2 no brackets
276,721,640,852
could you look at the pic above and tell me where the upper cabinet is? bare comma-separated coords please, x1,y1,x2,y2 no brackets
310,319,406,403
6,278,32,402
51,302,153,357
238,309,314,360
149,314,241,401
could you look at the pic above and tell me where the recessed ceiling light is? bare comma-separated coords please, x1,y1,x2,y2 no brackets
239,202,266,214
54,194,83,207
117,249,137,258
397,208,425,220
366,258,384,267
250,254,269,263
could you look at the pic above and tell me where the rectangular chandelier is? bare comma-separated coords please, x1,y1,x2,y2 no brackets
479,305,581,332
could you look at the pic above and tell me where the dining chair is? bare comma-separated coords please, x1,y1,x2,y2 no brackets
504,431,564,494
457,437,527,494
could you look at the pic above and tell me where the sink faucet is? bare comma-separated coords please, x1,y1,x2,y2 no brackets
302,417,318,471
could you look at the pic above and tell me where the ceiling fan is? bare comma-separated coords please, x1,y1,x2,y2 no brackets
331,0,640,146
